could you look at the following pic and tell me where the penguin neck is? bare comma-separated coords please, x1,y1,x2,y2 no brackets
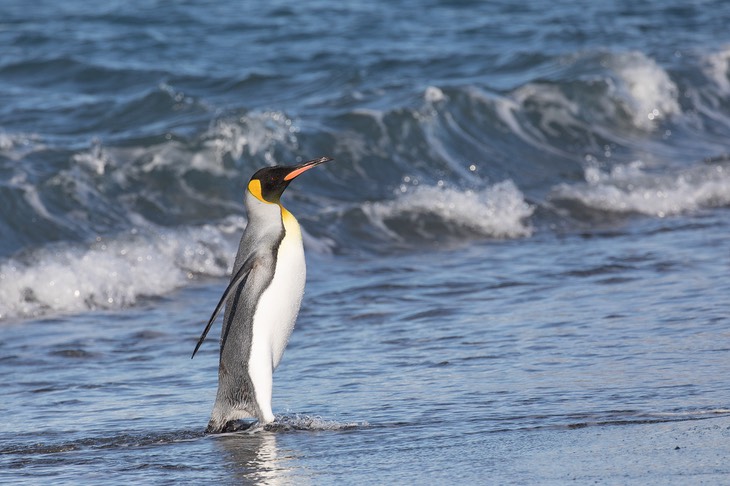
279,205,296,224
244,190,300,237
245,191,283,230
279,205,302,241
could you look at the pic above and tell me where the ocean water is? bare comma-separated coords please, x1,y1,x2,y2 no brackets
2,0,730,483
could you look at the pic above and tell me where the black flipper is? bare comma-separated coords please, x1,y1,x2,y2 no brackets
191,256,255,359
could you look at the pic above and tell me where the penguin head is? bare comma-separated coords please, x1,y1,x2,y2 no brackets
247,156,333,204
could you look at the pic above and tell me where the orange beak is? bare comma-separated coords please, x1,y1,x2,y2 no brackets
284,156,333,181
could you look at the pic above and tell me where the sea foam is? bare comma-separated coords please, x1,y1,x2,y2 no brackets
504,51,681,140
0,215,337,320
702,46,730,94
550,161,730,217
0,218,243,320
203,111,300,166
361,179,534,241
610,51,681,129
266,413,366,431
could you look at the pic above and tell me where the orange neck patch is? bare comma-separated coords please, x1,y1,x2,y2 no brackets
248,179,269,204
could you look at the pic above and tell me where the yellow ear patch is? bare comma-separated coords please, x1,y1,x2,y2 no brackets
248,179,268,203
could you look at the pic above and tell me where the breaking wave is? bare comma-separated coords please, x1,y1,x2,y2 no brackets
2,47,730,319
549,161,730,218
0,219,241,320
360,180,534,242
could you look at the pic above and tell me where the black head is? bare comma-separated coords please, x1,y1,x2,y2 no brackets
247,156,333,204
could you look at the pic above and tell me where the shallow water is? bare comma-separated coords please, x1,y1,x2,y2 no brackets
2,0,730,483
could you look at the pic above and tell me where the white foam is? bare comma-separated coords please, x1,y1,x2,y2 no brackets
203,111,300,166
551,161,730,217
609,52,681,129
702,46,730,93
510,83,582,142
72,140,112,175
0,214,339,320
462,87,557,157
267,413,367,431
0,131,43,160
424,86,446,103
505,52,681,135
8,170,58,225
690,47,730,126
0,218,245,320
362,180,534,240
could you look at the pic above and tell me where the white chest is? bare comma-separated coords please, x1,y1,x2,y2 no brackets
250,211,306,369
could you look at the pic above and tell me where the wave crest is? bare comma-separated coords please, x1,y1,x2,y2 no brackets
508,51,680,142
609,51,681,129
702,46,730,94
0,219,243,320
361,180,534,243
550,161,730,218
201,111,301,166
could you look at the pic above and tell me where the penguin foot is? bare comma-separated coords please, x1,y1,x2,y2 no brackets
205,419,257,434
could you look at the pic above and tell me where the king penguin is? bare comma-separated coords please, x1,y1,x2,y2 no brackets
191,156,333,433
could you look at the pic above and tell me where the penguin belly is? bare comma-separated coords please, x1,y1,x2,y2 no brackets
247,212,305,423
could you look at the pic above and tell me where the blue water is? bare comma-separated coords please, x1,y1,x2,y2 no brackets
2,0,730,483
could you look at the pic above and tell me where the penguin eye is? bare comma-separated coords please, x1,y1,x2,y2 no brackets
257,167,290,202
261,177,276,197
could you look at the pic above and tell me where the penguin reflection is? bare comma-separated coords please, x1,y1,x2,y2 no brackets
218,432,292,485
